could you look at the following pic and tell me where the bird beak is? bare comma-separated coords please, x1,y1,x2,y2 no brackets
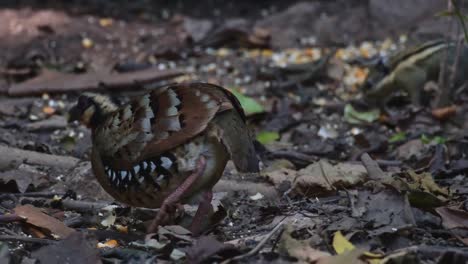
67,105,80,123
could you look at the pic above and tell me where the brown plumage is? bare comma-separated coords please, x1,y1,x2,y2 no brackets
68,83,259,234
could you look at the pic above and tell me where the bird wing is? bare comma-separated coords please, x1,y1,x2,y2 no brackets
94,83,242,169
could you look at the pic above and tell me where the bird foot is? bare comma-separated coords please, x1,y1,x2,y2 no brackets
189,190,213,235
147,156,207,233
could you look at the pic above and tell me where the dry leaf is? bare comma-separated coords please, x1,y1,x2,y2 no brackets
278,225,330,263
14,204,75,239
97,240,118,248
435,206,468,229
431,105,457,120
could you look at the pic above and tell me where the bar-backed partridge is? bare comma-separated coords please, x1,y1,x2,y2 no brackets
68,83,259,234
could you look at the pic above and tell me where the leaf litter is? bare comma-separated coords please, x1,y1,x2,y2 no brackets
0,1,467,263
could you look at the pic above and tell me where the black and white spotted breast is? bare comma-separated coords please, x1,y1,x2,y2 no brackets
102,153,177,191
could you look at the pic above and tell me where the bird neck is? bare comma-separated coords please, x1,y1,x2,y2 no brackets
88,100,118,129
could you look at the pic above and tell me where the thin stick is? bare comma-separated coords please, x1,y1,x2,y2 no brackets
1,192,67,198
0,235,56,245
221,218,286,264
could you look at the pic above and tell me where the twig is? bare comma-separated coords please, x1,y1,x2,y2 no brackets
268,150,318,166
221,218,286,264
375,159,402,167
8,68,185,96
0,235,56,245
0,145,80,171
392,245,468,258
1,192,67,198
60,199,114,213
0,214,25,223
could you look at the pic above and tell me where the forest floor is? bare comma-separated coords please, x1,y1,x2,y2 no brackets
0,1,467,263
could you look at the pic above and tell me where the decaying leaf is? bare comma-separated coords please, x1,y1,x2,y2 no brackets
435,206,468,246
435,206,468,229
278,225,330,263
294,160,368,196
353,189,416,234
264,160,368,197
186,236,238,263
14,204,75,239
0,169,49,193
390,171,449,209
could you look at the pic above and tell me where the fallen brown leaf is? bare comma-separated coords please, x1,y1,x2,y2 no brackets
435,206,468,229
431,105,457,121
294,160,367,196
278,225,330,263
14,204,75,239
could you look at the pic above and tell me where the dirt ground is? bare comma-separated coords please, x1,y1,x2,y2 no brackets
0,1,468,263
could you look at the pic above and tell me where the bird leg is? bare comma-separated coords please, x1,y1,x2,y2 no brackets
189,190,213,235
147,155,207,233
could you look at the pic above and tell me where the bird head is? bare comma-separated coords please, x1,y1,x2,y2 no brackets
68,93,118,128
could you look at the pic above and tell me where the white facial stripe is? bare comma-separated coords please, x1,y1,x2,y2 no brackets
205,100,218,109
142,162,148,170
160,157,172,169
200,94,210,103
138,176,145,183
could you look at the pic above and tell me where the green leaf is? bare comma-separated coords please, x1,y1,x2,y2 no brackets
229,89,264,115
344,104,380,124
433,136,446,145
256,131,280,144
420,134,447,145
420,134,431,144
389,131,406,143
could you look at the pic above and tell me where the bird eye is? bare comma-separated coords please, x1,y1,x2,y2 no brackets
376,58,390,75
77,96,89,108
